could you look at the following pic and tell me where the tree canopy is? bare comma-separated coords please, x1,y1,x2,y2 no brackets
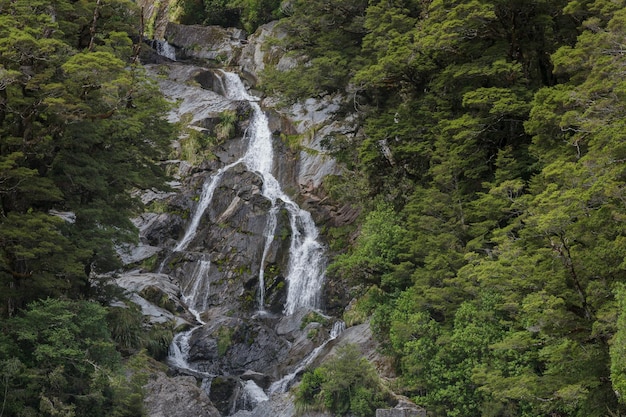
0,0,173,315
258,0,626,415
3,0,626,415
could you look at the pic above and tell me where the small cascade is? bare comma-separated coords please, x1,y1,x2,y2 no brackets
268,320,346,394
167,259,212,372
229,380,269,415
258,205,279,310
168,328,195,371
174,163,239,253
154,39,177,61
283,207,325,315
330,320,346,338
182,260,212,322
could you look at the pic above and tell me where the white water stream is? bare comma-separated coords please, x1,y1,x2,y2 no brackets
171,71,325,314
154,40,177,61
166,72,329,377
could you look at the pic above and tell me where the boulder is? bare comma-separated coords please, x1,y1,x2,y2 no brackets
314,322,396,379
376,400,427,417
240,370,271,390
186,316,291,376
164,23,245,65
115,272,189,326
144,372,220,417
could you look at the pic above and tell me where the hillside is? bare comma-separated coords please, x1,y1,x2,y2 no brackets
2,1,626,416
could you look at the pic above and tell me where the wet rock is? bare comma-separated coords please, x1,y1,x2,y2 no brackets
376,399,427,417
164,23,245,65
231,391,331,417
315,322,396,379
144,371,220,417
239,21,282,83
115,272,189,326
134,212,186,249
241,370,271,390
118,243,162,266
187,316,291,376
209,376,240,415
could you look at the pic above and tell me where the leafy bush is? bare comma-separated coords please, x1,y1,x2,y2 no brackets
295,344,392,416
0,299,146,417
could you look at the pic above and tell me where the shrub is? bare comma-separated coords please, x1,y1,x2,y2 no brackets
294,344,392,416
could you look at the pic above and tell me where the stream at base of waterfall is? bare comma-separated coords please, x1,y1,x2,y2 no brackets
157,69,343,415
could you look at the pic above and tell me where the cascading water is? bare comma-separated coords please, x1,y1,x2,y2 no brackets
219,72,326,315
182,259,212,321
257,205,279,310
167,259,211,373
166,72,327,378
169,71,326,315
154,40,177,61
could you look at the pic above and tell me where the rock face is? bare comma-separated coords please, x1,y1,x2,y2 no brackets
144,372,221,417
164,23,246,65
130,58,340,416
376,401,427,417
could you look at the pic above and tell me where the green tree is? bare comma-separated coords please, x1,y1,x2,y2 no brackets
0,0,173,314
328,202,409,291
260,0,368,100
0,298,146,417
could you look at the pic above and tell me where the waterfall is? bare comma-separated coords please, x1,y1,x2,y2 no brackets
219,72,326,315
182,260,211,322
258,205,278,310
167,259,211,372
167,71,327,376
153,68,347,415
174,162,238,253
154,40,177,61
170,71,325,314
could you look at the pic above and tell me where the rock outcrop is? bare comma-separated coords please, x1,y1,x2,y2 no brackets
144,371,221,417
376,400,427,417
164,23,246,65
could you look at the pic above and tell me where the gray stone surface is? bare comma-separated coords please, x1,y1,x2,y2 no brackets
144,372,221,417
376,399,427,417
124,16,388,417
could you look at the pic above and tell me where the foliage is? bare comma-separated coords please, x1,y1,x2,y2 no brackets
0,298,146,417
328,202,409,290
268,0,626,415
106,302,175,360
295,344,391,416
611,284,626,404
0,0,173,315
169,0,282,32
3,0,626,416
216,326,234,357
259,0,367,101
300,311,329,330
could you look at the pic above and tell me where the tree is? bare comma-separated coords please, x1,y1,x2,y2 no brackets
260,0,368,100
0,298,147,417
0,0,173,314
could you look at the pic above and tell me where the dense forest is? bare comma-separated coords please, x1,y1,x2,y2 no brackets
0,0,174,415
2,0,626,416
